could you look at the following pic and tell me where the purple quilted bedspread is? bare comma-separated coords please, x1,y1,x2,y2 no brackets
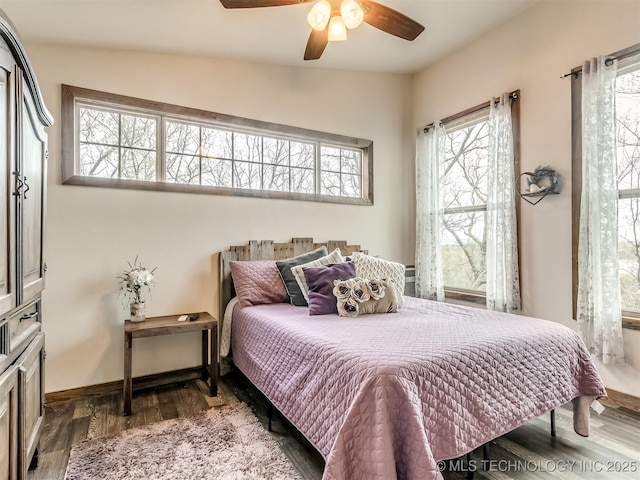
230,296,606,480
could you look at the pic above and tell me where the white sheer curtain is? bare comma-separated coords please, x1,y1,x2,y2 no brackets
415,123,445,301
577,56,625,365
486,93,521,312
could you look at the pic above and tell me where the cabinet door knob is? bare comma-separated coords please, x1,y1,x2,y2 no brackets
13,171,23,196
23,176,30,199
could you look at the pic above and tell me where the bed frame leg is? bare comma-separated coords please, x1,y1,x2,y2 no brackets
466,452,474,479
550,409,556,437
267,402,273,432
482,442,489,462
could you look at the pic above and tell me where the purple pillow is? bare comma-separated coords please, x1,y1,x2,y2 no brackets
303,262,356,316
230,260,289,307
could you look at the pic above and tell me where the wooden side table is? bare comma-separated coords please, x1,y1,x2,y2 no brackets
123,312,218,415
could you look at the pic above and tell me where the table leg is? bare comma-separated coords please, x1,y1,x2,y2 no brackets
201,330,208,381
124,332,132,416
210,326,218,396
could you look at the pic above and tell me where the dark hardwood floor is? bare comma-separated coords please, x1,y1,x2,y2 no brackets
31,365,640,480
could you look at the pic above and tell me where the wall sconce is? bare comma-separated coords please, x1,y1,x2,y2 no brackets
516,166,560,205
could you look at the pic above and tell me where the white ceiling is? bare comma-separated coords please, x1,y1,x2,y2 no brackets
0,0,537,74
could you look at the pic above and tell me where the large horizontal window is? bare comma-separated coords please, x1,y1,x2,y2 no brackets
62,85,373,205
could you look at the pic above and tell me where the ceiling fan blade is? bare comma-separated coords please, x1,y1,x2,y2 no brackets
304,27,328,60
361,1,425,41
220,0,312,8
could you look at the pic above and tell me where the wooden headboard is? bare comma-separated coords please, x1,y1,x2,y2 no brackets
218,238,365,321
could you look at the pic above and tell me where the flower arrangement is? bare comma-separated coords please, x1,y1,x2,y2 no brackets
118,256,156,306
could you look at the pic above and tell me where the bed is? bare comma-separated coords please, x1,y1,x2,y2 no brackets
219,238,606,480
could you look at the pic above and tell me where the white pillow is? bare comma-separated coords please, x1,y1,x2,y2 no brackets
351,251,406,307
292,248,344,302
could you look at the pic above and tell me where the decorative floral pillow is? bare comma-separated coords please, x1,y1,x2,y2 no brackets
230,260,289,307
303,262,356,316
350,252,406,307
333,277,398,317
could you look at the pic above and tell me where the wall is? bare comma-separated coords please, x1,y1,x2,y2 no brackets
25,44,413,392
412,0,640,396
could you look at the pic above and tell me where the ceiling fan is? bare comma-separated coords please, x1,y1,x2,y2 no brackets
219,0,425,60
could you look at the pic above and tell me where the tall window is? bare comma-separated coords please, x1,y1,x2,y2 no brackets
62,85,372,205
429,97,520,304
616,59,640,318
441,114,489,293
572,44,640,328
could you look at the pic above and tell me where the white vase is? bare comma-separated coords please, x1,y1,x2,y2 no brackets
130,301,146,322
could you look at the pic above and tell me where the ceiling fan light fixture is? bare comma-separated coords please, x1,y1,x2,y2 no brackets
307,0,332,31
328,15,347,41
340,0,364,29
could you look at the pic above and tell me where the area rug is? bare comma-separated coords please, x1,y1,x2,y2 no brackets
64,403,302,480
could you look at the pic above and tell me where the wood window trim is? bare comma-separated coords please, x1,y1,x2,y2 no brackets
61,84,374,205
439,90,521,304
571,43,640,330
444,288,487,305
622,315,640,331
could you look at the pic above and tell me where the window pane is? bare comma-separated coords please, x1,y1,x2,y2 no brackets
166,154,200,184
442,122,489,209
341,174,361,197
442,211,486,291
291,168,314,194
202,158,232,187
619,197,640,312
202,127,232,159
321,146,341,172
79,107,119,145
291,142,314,168
263,165,289,192
79,143,118,177
341,150,361,174
616,70,640,190
166,121,199,155
234,161,261,189
264,137,289,165
121,148,156,181
121,114,156,149
321,171,340,195
234,133,261,162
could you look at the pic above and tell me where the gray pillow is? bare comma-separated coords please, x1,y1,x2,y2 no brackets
276,246,328,306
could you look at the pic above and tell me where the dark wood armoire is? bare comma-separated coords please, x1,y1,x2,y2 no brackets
0,8,52,480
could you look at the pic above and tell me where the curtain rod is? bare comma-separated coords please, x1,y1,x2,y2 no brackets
561,48,640,79
420,91,518,134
